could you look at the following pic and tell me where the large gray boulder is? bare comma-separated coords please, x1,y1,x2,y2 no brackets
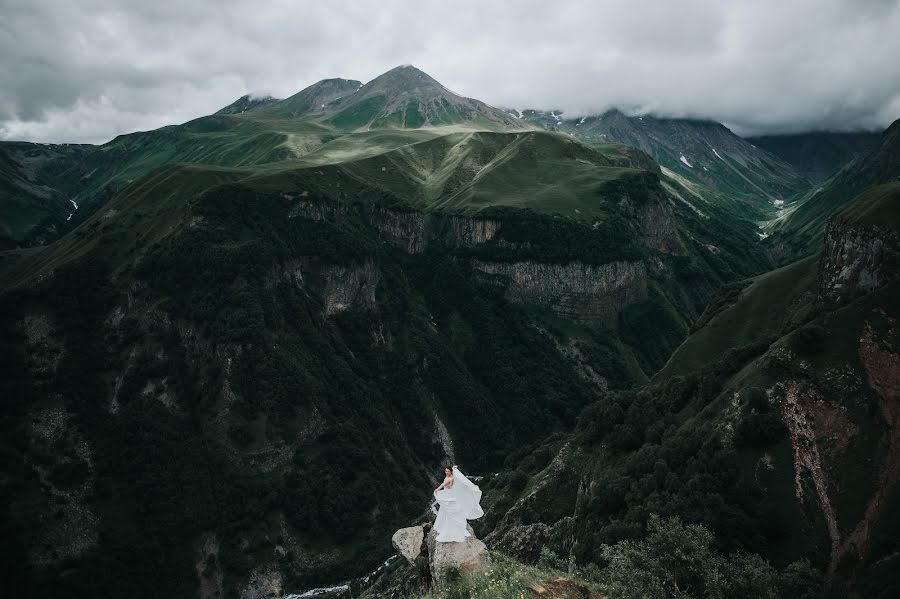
391,525,425,564
426,524,489,588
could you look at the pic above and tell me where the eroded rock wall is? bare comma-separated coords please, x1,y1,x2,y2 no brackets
474,260,647,328
818,221,899,303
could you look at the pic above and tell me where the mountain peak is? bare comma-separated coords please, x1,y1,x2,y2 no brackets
362,64,447,95
313,65,526,132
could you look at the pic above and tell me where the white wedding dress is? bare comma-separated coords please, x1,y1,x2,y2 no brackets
433,466,484,542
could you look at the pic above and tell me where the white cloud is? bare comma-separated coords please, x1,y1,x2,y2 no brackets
2,0,899,143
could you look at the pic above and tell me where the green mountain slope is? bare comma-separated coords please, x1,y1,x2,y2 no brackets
747,131,880,183
766,118,900,259
0,68,527,250
2,68,787,256
259,78,363,119
485,182,900,596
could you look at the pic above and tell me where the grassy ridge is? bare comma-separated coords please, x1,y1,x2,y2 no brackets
656,254,818,378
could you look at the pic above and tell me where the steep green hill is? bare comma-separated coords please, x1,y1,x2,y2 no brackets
747,131,880,183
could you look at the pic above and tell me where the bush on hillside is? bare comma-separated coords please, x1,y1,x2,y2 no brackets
597,515,823,599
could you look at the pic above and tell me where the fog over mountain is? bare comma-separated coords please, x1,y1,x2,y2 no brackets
2,0,900,143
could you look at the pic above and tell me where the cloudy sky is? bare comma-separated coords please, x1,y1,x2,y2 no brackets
2,0,900,143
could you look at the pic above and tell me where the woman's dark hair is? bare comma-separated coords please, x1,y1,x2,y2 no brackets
445,465,453,473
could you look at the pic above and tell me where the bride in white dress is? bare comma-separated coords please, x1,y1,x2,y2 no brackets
433,464,484,542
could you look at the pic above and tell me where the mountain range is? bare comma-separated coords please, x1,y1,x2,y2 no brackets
0,65,897,599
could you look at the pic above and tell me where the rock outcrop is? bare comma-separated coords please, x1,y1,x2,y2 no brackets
818,220,899,303
426,524,489,588
446,216,501,246
321,260,381,315
640,200,685,255
391,526,425,564
474,259,647,328
392,523,489,588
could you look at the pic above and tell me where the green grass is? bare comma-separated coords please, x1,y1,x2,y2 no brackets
406,553,596,599
832,181,900,227
372,108,404,129
326,94,388,130
656,254,818,378
0,163,252,289
430,98,466,126
405,100,426,128
329,130,640,219
289,128,442,166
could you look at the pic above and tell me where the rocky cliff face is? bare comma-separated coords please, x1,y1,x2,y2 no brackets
446,216,502,247
818,220,899,303
474,260,647,328
320,260,381,315
286,196,670,328
765,310,900,579
640,201,685,256
287,197,501,253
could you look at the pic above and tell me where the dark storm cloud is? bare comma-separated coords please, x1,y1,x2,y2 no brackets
2,0,899,143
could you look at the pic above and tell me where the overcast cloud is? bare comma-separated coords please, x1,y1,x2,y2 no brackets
2,0,899,143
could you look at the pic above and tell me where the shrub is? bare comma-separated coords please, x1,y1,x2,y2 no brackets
508,469,528,493
791,323,827,354
735,411,787,448
595,515,824,599
538,546,567,571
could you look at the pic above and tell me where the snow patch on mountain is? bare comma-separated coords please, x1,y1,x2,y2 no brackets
66,198,79,221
